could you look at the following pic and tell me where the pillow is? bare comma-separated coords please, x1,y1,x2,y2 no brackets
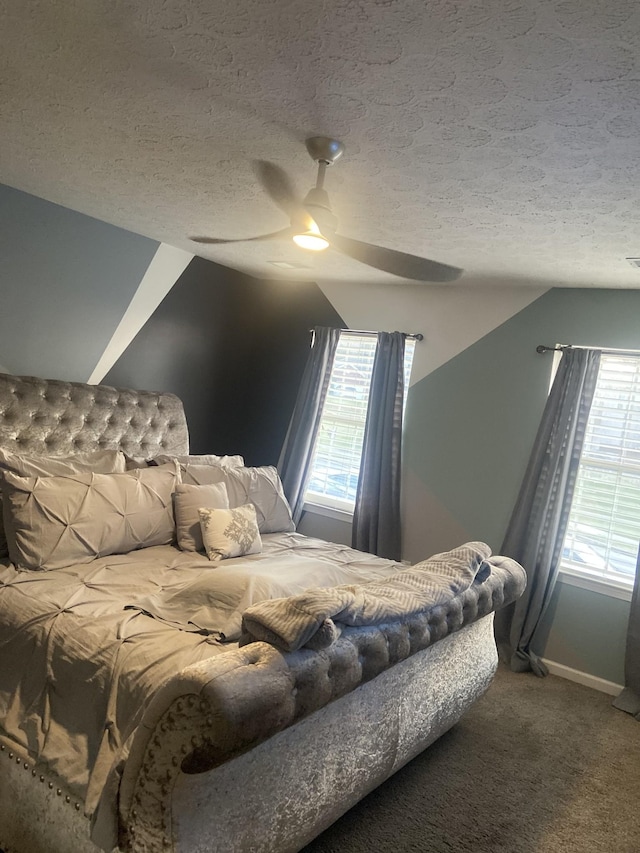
0,448,127,478
154,453,245,469
1,462,179,571
180,464,295,534
0,448,127,559
199,504,262,561
124,454,150,470
174,482,229,552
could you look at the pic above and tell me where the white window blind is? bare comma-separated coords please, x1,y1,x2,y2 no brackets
304,333,415,513
562,353,640,587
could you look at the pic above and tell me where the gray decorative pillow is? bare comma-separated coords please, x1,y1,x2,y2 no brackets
0,448,127,560
180,464,295,534
154,453,245,468
199,504,262,561
174,482,229,552
1,462,179,571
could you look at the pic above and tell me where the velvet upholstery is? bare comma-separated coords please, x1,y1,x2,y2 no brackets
0,372,189,459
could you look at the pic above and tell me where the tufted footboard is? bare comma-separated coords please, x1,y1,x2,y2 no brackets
110,559,524,853
0,558,523,853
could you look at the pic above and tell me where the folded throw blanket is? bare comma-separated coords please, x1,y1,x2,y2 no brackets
240,541,493,652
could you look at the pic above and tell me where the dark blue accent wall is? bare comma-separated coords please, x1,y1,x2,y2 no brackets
106,257,345,465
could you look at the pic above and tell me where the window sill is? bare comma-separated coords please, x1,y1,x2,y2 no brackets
557,568,633,602
302,502,354,524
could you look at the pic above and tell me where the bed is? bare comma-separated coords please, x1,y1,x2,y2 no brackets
0,371,526,853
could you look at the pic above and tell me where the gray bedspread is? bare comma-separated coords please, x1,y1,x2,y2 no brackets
0,531,526,850
0,533,403,821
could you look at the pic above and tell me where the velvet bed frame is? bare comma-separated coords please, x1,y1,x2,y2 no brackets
0,372,525,853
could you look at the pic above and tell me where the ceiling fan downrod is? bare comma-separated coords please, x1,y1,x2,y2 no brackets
302,137,345,223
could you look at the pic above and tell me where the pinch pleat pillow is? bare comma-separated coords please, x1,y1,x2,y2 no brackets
1,462,179,571
181,464,295,534
174,482,230,552
199,504,262,561
0,448,127,560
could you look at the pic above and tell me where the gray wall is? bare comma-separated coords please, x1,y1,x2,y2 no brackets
403,288,640,684
0,184,159,381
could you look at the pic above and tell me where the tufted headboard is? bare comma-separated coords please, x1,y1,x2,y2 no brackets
0,372,189,459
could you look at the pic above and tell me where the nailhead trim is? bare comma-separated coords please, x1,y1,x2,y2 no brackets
1,739,83,813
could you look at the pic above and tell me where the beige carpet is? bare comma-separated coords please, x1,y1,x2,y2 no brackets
301,665,640,853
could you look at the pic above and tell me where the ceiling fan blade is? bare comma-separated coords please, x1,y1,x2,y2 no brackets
191,228,292,245
254,160,303,218
329,234,463,282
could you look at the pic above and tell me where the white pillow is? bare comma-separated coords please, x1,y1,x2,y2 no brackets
0,448,127,477
199,504,262,561
154,453,245,469
181,464,295,534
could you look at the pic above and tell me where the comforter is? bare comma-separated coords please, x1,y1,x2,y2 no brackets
0,533,405,822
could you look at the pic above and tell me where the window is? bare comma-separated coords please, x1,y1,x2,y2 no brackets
561,353,640,591
304,333,416,514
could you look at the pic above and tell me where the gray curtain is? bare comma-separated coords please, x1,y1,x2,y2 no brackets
494,347,601,676
279,326,340,524
352,331,405,560
613,545,640,719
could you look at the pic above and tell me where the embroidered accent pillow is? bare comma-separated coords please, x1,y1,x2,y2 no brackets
183,465,295,534
0,448,127,559
199,504,262,561
174,482,229,552
2,462,179,570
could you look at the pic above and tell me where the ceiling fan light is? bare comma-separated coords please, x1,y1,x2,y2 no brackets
292,231,329,251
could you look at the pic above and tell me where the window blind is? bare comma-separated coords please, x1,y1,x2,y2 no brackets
305,334,415,512
563,353,640,584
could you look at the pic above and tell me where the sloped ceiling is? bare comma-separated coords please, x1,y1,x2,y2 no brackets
1,0,640,288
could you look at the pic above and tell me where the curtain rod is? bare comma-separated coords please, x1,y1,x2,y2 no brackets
311,328,423,341
536,344,569,353
537,344,640,356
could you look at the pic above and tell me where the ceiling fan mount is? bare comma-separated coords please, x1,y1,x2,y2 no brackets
304,136,345,166
191,137,463,283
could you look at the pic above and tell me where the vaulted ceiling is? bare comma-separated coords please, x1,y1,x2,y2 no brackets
2,0,639,288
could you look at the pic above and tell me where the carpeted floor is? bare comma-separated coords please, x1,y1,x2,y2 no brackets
300,665,640,853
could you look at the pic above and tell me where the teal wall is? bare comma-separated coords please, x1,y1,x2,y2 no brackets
536,582,629,684
405,288,640,684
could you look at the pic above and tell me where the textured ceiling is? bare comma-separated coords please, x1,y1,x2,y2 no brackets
2,0,640,288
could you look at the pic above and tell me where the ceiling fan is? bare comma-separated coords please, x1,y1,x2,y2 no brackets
191,136,463,283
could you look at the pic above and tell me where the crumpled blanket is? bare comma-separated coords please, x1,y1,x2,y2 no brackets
240,541,493,652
